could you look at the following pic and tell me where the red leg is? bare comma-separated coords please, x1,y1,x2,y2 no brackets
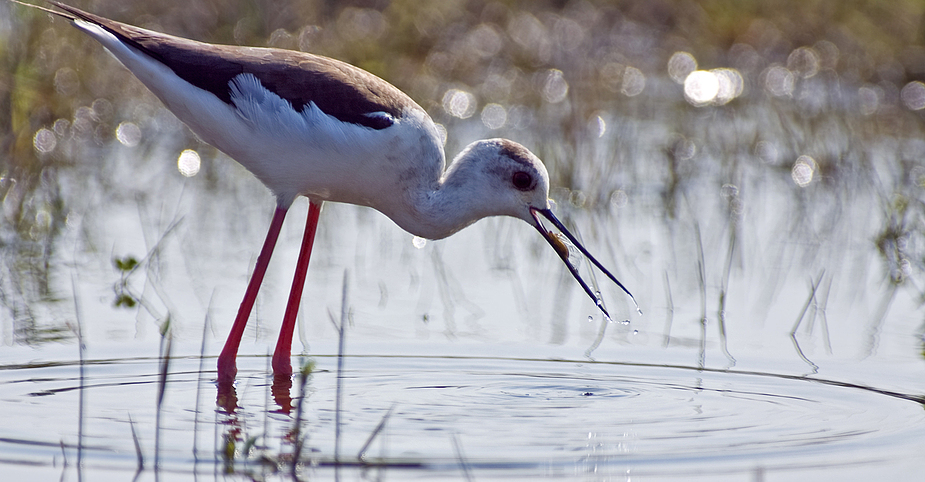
217,206,288,384
272,200,323,377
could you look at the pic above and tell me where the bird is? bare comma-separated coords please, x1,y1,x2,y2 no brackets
18,1,638,384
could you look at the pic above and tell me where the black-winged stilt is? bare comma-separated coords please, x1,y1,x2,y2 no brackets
19,1,638,384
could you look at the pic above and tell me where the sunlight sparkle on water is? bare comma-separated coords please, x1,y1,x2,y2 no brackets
792,155,816,187
901,81,925,110
481,103,507,129
595,115,606,137
684,70,718,106
32,128,56,154
609,189,628,208
859,85,882,115
668,51,697,83
764,65,795,97
787,46,820,79
442,89,476,119
542,69,569,103
621,66,646,97
684,69,743,106
116,122,142,147
177,149,201,177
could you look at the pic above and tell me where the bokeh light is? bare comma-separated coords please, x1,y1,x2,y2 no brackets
787,47,820,79
442,89,477,119
792,155,816,187
755,141,779,164
764,66,795,97
621,66,646,97
481,103,507,129
668,52,697,84
684,69,742,106
32,128,56,154
901,82,925,110
542,69,569,103
858,86,881,116
684,71,719,106
116,122,142,147
177,149,201,177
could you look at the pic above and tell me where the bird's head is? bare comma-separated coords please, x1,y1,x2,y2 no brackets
452,138,638,319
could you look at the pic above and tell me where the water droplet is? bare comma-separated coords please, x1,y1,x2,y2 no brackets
411,236,427,249
620,319,630,326
587,316,594,323
636,308,643,316
632,330,638,335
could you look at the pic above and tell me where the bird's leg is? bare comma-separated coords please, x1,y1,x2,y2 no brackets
217,206,288,384
272,200,323,378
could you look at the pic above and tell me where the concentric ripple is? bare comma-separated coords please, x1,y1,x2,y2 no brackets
0,354,922,480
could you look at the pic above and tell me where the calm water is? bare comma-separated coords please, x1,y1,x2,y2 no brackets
2,1,924,480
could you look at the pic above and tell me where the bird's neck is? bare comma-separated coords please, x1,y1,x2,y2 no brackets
383,156,493,240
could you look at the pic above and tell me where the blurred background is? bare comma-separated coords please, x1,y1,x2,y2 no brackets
3,0,924,362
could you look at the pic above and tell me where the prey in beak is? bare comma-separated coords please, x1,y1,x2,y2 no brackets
530,207,639,319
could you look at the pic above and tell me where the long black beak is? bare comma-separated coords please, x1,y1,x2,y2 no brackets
530,207,639,319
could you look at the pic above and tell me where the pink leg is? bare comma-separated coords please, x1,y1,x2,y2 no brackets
217,206,288,384
272,200,323,377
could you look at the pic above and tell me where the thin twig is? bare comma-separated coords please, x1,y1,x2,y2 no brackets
662,270,674,347
789,271,825,373
192,294,215,463
155,319,172,471
694,223,707,369
129,414,144,471
70,275,85,482
358,404,396,461
334,271,349,467
451,433,474,482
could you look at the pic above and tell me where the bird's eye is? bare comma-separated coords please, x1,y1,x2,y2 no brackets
512,171,532,190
